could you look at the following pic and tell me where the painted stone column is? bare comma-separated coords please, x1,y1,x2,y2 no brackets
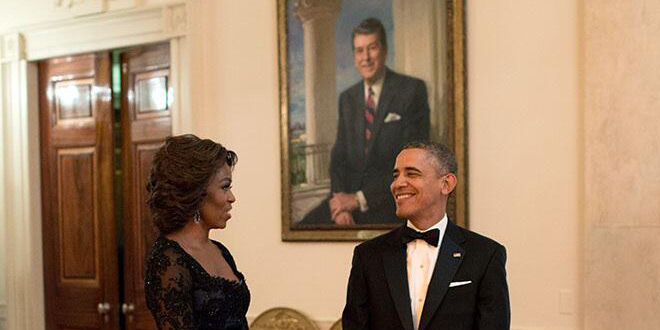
293,0,341,185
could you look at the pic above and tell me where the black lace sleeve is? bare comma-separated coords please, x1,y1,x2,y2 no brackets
145,244,196,330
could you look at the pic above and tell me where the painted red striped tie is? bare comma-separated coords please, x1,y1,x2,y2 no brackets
364,87,375,154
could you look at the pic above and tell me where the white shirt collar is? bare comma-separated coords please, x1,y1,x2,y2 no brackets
364,73,385,106
406,213,448,233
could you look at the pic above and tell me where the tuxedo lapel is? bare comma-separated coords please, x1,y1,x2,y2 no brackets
418,221,466,330
382,227,414,330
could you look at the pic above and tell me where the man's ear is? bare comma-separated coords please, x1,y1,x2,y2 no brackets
442,173,458,195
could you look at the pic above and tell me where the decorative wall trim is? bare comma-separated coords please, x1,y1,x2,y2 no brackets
164,2,187,38
0,2,189,329
54,0,105,17
53,0,138,16
0,53,46,330
0,33,25,63
14,1,186,61
107,0,138,11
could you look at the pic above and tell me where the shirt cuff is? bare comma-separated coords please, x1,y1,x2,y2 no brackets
356,190,369,212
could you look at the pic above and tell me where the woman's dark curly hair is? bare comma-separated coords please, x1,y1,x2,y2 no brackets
146,134,237,235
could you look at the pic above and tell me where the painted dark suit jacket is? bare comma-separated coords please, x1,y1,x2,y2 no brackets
329,68,430,224
342,220,511,330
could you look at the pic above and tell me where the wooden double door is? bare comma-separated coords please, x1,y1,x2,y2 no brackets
39,43,172,330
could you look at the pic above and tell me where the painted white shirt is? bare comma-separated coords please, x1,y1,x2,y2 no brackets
363,74,385,110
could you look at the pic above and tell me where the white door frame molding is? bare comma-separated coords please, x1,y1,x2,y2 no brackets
0,2,189,329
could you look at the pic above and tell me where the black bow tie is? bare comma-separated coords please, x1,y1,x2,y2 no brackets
402,227,440,247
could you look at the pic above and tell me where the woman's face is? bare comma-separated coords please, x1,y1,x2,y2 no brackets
199,164,235,229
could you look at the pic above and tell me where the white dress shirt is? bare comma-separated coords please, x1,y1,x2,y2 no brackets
406,215,448,330
363,75,385,110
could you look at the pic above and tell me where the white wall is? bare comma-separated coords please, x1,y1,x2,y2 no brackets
189,0,355,322
0,0,582,329
192,1,582,329
0,0,171,32
0,0,67,31
467,1,581,329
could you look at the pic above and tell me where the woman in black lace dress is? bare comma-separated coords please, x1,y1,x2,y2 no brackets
144,134,250,330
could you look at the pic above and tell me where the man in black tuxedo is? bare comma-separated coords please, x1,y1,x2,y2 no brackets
342,141,511,330
300,18,429,225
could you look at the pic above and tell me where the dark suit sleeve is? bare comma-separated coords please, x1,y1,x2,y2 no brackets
361,78,430,207
330,91,351,193
342,246,370,330
475,244,511,330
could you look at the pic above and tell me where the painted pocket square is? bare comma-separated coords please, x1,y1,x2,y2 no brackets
384,112,402,123
449,280,472,288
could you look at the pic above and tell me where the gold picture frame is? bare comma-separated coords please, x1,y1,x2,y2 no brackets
279,0,467,241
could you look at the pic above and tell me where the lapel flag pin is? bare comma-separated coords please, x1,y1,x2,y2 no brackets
453,252,462,258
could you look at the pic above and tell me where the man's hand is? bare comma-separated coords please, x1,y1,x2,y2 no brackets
329,193,359,219
333,211,355,226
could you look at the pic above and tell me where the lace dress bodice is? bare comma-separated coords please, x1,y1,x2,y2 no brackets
144,236,250,330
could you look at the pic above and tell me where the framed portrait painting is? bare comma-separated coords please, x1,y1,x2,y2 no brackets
279,0,467,241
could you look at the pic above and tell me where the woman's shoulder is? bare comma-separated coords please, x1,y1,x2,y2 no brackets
145,236,196,281
147,236,190,264
149,235,178,252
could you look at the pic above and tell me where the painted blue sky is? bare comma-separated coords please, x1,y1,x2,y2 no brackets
287,0,394,129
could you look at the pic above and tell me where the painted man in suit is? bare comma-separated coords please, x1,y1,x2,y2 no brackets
343,141,511,330
300,18,430,225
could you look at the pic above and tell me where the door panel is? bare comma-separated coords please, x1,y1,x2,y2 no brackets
59,148,98,280
40,53,119,330
121,43,172,330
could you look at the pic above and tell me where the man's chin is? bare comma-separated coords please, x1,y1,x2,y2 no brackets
363,68,385,81
361,70,381,81
361,73,376,82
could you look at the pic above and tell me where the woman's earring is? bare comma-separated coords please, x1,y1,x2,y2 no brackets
194,212,201,223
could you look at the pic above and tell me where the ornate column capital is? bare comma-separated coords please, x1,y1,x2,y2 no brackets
293,0,342,23
0,33,26,63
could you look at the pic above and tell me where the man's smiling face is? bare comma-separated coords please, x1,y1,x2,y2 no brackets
353,32,387,85
390,148,450,224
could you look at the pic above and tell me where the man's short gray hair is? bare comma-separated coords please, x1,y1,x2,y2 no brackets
402,141,457,175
